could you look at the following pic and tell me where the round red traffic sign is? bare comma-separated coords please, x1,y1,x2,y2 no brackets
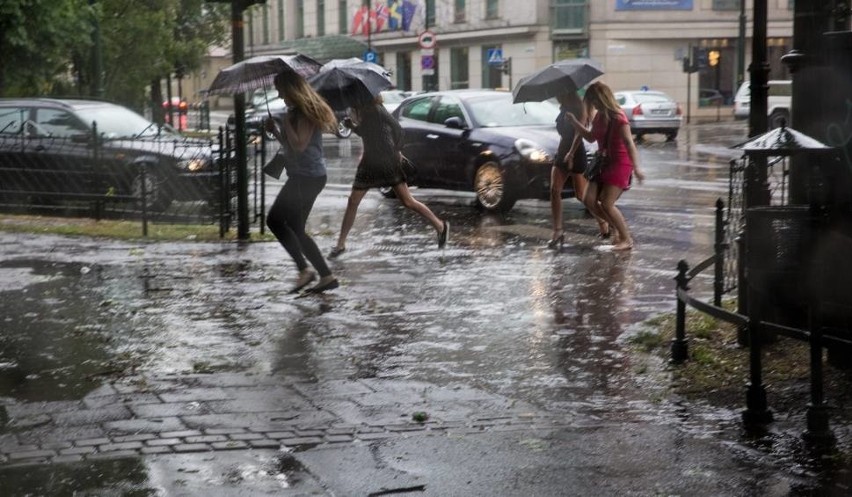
418,30,437,50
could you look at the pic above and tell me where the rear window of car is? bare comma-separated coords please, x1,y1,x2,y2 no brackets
400,97,433,122
633,93,672,104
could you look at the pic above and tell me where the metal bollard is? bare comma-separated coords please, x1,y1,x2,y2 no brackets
672,260,690,363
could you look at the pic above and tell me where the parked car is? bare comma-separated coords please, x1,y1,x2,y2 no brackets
380,90,408,113
732,79,791,128
0,98,218,210
391,89,573,213
236,88,352,139
614,89,683,141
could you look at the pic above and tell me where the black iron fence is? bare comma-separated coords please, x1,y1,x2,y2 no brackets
0,125,257,237
674,154,852,445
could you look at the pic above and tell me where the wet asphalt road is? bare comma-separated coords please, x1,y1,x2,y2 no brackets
1,122,850,496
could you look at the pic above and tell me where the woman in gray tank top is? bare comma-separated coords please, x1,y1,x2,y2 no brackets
264,70,339,293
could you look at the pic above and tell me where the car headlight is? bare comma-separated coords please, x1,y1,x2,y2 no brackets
515,138,551,164
179,158,208,172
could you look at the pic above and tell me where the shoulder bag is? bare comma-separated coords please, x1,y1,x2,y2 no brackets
583,117,613,183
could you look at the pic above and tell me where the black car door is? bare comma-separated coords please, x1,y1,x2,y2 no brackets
428,96,475,188
31,107,98,196
397,96,441,187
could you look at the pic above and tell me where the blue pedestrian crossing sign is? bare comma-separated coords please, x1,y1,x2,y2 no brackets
486,48,504,66
363,50,378,63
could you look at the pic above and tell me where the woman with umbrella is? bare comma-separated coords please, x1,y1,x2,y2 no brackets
565,81,645,251
321,82,448,259
263,69,340,293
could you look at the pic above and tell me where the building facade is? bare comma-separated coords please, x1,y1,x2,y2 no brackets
201,0,793,117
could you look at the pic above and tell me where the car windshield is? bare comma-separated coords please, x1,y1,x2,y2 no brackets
466,94,558,127
75,105,176,139
381,91,406,103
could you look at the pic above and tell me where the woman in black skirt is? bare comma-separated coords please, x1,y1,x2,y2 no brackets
328,96,448,259
549,89,604,248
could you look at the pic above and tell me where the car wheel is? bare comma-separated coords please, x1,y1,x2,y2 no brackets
473,161,516,213
132,172,171,212
665,131,678,141
335,120,352,139
378,186,397,198
769,110,790,129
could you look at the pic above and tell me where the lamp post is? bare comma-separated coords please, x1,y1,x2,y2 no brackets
206,0,266,241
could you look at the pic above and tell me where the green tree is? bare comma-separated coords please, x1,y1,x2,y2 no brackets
0,0,92,96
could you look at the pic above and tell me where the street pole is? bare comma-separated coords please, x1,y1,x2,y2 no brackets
232,1,250,241
737,0,746,88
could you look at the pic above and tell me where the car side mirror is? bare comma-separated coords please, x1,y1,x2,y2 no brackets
444,117,466,129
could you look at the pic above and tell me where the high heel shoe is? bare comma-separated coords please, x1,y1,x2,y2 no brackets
547,232,565,249
596,221,611,239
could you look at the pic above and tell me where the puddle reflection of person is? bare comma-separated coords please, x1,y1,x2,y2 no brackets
566,81,645,251
328,96,449,259
264,70,339,294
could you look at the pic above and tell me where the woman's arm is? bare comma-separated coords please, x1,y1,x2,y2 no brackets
563,106,590,163
280,113,315,152
566,109,595,142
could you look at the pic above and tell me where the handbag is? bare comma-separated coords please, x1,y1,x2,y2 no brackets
584,118,613,182
262,150,287,179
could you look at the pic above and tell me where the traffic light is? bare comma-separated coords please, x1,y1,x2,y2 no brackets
708,50,720,67
692,47,708,70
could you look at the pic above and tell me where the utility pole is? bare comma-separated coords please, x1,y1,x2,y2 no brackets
207,0,266,241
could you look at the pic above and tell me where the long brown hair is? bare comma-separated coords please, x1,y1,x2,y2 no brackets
274,70,337,133
583,81,621,122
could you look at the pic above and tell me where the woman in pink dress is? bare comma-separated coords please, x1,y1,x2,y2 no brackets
565,81,645,251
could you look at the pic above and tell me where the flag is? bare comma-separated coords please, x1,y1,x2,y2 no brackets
373,2,388,32
351,5,369,36
388,0,402,30
401,0,417,31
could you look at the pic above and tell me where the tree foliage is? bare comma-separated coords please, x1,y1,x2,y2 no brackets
0,0,230,111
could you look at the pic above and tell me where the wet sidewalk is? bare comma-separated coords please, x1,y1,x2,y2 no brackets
1,124,851,494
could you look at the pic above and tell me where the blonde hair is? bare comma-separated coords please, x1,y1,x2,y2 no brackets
584,81,621,122
274,70,338,133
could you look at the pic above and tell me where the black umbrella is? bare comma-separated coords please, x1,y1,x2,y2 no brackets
732,122,835,156
308,60,394,111
205,54,322,96
512,58,604,103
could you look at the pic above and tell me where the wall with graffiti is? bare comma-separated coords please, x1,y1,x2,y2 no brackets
351,0,420,35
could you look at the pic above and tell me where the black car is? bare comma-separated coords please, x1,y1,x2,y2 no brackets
391,89,571,213
0,98,218,210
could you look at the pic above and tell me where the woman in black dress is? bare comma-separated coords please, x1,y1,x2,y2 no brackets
328,96,448,258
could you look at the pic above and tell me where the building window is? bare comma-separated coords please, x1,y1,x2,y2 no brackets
712,0,740,10
552,0,586,34
454,0,466,23
450,47,469,89
553,40,588,61
481,46,502,89
426,0,436,28
262,5,270,44
486,0,499,19
317,0,325,36
278,0,286,41
296,0,305,38
396,52,412,90
338,0,347,33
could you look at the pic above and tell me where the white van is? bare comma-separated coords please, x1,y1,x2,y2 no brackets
733,80,792,128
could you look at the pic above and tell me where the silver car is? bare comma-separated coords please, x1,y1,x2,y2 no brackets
614,90,682,141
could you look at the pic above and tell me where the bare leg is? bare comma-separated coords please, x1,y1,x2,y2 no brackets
598,183,633,250
570,172,588,206
582,182,617,240
393,182,444,233
332,188,368,252
549,166,569,241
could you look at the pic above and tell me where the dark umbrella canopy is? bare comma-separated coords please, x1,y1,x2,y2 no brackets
308,60,393,111
512,58,604,103
206,54,323,95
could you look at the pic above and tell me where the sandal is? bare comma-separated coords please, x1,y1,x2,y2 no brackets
305,277,340,293
328,246,346,259
290,269,317,293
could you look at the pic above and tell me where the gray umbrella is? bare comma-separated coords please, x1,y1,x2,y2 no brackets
205,54,323,96
308,60,394,111
512,58,604,103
